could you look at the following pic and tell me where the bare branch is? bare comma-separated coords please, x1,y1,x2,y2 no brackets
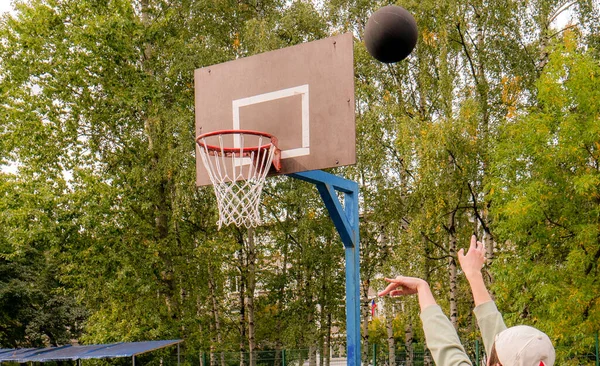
583,144,600,170
456,22,480,87
548,1,578,26
425,254,454,261
547,23,580,39
421,232,449,254
542,209,574,238
381,140,415,180
467,181,491,235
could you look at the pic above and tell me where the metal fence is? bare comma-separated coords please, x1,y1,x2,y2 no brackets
201,349,310,366
370,336,600,366
202,348,435,366
200,333,600,366
370,344,463,366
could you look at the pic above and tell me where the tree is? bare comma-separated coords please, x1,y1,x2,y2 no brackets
1,0,598,364
0,173,87,347
490,28,600,364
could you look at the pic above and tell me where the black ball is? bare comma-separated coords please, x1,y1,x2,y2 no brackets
364,5,418,63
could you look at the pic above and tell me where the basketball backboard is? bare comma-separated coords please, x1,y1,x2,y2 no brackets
195,32,355,186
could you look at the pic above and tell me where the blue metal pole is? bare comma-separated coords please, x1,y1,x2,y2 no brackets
343,230,360,365
289,170,361,366
344,180,361,366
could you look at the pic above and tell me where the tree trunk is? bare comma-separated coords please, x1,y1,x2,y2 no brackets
207,265,225,366
484,231,495,286
386,312,396,366
448,212,458,328
404,312,414,366
274,350,281,366
325,313,332,366
141,0,175,319
422,236,433,366
308,344,317,366
238,245,246,366
307,296,317,366
198,306,205,366
274,241,288,366
318,304,324,366
361,293,370,365
246,228,257,366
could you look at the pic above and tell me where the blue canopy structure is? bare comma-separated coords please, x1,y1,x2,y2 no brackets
0,340,182,364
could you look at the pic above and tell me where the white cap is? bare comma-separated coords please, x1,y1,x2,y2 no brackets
495,325,555,366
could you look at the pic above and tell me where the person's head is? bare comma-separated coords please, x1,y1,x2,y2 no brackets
487,325,555,366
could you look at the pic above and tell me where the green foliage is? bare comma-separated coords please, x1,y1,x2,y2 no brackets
0,174,87,347
1,0,599,363
490,28,600,363
367,318,386,345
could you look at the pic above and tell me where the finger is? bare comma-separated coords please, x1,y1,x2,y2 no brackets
378,288,392,297
458,248,465,257
380,276,407,296
378,282,400,296
390,289,405,296
384,276,403,283
476,239,487,256
470,235,477,250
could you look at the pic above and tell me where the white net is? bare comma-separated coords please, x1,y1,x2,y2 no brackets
197,132,276,229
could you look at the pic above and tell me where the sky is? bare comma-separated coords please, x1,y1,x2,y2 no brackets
0,0,12,15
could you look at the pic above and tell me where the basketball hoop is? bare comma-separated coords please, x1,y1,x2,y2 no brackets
196,130,281,229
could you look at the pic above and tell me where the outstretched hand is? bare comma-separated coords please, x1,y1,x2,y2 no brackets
458,235,486,278
378,276,427,297
378,276,437,311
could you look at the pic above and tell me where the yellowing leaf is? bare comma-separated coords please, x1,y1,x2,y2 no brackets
233,32,240,50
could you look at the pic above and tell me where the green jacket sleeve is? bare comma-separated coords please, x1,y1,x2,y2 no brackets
473,301,507,357
420,305,472,366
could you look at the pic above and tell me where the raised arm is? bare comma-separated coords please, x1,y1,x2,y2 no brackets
458,235,492,306
458,235,507,356
379,276,472,366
